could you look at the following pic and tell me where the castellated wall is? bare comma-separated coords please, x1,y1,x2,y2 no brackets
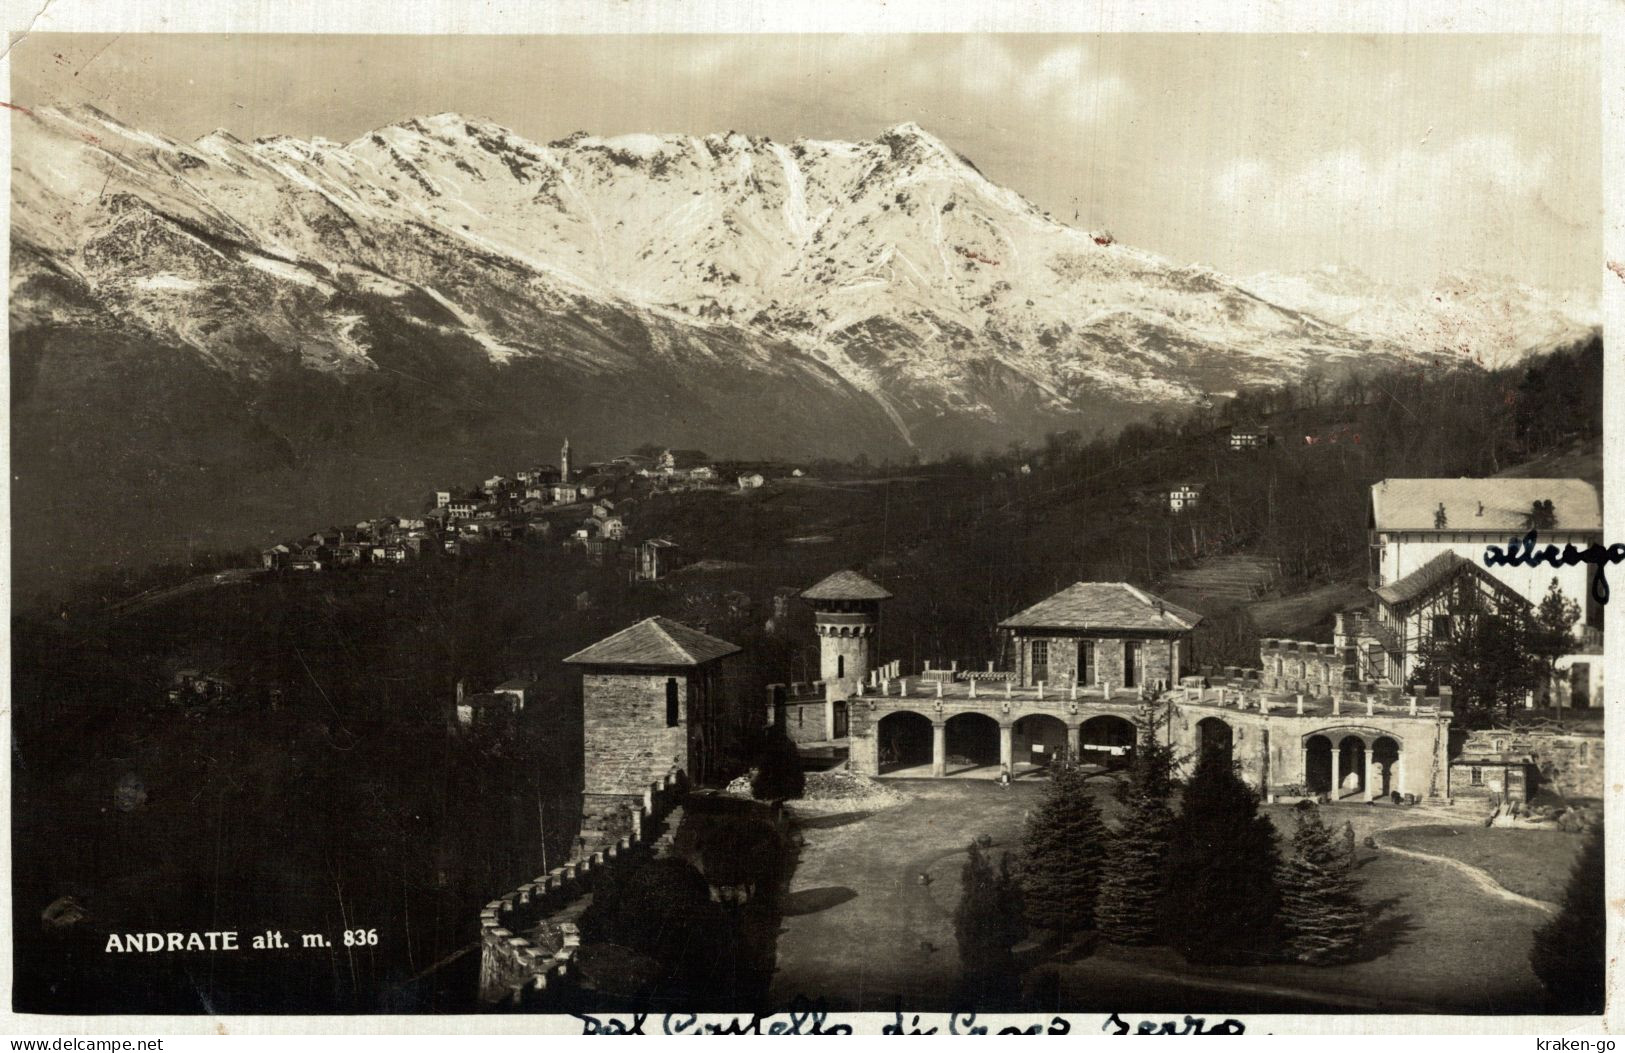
479,769,687,1009
1257,638,1356,696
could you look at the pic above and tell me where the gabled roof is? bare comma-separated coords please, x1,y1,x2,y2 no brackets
1373,551,1530,610
801,569,893,602
1370,478,1600,533
999,582,1203,632
563,616,740,667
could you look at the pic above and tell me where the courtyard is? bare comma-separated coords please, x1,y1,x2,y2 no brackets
767,775,1571,1014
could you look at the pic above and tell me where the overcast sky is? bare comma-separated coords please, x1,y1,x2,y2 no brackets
13,33,1601,294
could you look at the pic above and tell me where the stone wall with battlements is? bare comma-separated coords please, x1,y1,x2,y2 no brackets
479,768,687,1009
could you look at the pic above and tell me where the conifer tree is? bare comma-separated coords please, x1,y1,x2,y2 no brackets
954,842,1026,1004
1163,747,1283,964
1021,760,1108,933
1530,827,1605,1012
1097,706,1176,944
1278,803,1365,963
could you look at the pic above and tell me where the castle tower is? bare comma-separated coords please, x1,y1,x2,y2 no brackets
560,437,572,482
563,616,740,835
801,570,892,709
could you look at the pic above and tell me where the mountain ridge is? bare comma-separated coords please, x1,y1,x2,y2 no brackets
9,104,1597,592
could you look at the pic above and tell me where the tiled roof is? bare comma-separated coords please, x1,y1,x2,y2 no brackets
1370,478,1600,533
1374,551,1529,610
801,569,893,601
563,616,740,667
999,582,1203,632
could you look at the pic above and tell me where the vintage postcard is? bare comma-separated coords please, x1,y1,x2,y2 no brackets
2,0,1620,1039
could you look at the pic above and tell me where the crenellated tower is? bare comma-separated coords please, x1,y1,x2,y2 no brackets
801,569,892,702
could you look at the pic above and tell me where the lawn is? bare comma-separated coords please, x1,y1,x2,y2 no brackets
1044,845,1552,1014
1376,825,1585,904
769,779,1559,1014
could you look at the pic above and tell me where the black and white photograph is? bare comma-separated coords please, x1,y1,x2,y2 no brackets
3,3,1619,1037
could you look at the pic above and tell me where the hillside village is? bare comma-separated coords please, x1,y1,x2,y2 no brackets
256,440,805,579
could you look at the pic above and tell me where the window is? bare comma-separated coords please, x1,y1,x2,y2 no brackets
1469,767,1483,786
1031,640,1049,683
665,678,680,727
1123,641,1139,688
1494,738,1507,752
837,654,845,679
1432,614,1453,639
1079,641,1095,685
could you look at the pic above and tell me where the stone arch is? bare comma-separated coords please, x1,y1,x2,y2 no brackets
945,711,1001,774
1081,714,1137,770
1014,713,1068,770
876,710,933,775
1372,735,1401,798
1196,716,1233,768
1336,735,1367,799
1304,734,1334,794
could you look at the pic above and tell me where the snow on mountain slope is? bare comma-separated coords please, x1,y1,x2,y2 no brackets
12,105,1588,449
1241,264,1597,370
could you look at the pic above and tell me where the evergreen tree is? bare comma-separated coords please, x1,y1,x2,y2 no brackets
1163,748,1283,964
1407,581,1542,727
750,725,805,801
954,842,1026,1005
1530,827,1605,1012
1278,803,1365,963
1528,578,1583,703
1021,761,1108,933
1097,706,1176,944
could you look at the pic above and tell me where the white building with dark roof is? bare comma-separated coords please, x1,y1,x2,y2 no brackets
1363,478,1603,705
1369,478,1601,617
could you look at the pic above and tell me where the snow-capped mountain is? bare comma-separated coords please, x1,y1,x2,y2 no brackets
15,107,1408,440
1240,265,1597,370
8,104,1593,589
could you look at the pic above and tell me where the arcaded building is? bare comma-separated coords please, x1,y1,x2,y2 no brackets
797,575,1456,802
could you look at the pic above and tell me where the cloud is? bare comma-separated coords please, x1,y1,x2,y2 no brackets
1211,134,1558,280
918,39,1129,128
1216,135,1550,218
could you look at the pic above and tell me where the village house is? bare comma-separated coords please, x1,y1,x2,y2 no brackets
261,543,292,569
1169,482,1204,513
454,681,523,730
637,537,680,581
492,678,540,709
738,472,765,490
659,448,710,473
447,496,479,520
588,474,624,498
600,516,627,541
552,480,581,504
1228,422,1271,450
